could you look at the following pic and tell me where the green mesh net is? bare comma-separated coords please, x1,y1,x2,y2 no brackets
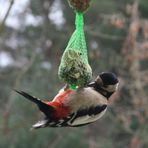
58,12,92,89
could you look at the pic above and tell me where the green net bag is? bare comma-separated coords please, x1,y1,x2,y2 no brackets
58,11,92,89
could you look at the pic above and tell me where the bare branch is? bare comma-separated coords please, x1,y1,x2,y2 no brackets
87,29,124,41
0,0,15,33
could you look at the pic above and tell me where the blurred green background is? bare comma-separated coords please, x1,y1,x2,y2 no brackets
0,0,148,148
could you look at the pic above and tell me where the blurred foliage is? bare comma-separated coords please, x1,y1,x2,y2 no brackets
0,0,148,148
139,0,148,18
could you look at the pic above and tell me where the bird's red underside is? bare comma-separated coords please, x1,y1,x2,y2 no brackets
47,89,74,119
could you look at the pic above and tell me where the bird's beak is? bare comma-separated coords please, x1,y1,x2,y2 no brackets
87,82,96,87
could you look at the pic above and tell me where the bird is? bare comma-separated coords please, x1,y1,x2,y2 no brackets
15,72,119,129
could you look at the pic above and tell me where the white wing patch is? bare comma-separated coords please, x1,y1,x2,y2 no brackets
69,108,107,126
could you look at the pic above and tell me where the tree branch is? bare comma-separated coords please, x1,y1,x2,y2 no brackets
0,0,15,33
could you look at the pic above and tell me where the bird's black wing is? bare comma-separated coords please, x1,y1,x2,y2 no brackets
15,90,54,117
68,104,107,127
43,104,107,127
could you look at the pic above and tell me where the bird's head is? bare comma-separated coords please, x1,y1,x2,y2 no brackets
88,72,119,98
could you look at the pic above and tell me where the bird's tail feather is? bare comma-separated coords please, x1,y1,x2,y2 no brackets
14,90,54,117
15,90,42,104
31,119,49,129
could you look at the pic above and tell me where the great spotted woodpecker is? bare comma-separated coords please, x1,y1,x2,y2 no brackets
15,72,119,129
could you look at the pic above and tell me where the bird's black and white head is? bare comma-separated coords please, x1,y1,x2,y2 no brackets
88,72,119,99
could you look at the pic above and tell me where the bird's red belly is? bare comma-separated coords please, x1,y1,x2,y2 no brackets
47,101,70,119
46,89,74,119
